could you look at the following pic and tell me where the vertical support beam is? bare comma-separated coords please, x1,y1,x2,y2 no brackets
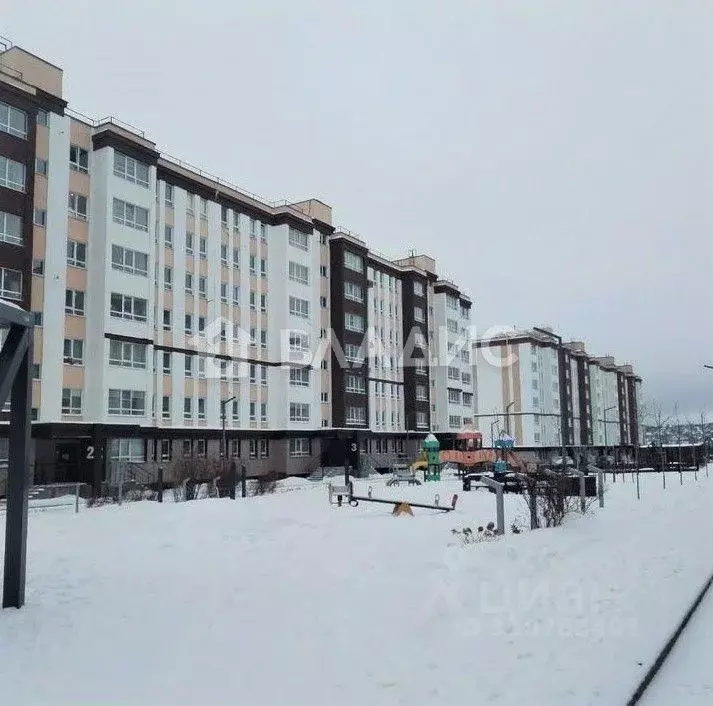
3,336,32,609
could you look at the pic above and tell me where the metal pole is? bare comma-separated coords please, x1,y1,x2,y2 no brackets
479,476,505,534
157,466,163,502
2,333,31,609
75,483,80,514
589,464,604,508
636,471,640,500
241,464,247,498
228,460,236,500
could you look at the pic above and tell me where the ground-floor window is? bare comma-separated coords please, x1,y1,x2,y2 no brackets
108,438,144,462
158,439,171,461
289,437,311,457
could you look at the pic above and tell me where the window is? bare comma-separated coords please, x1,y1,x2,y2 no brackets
232,285,240,305
67,240,86,268
159,439,171,460
69,145,89,173
232,400,240,422
260,258,267,277
449,415,462,428
165,184,174,207
221,205,228,225
320,265,328,278
68,191,88,219
345,374,366,394
65,288,84,315
344,281,364,303
415,411,428,429
260,403,267,422
110,293,147,322
233,248,240,268
32,258,44,275
463,392,473,407
249,255,256,274
162,351,171,374
0,101,28,138
199,276,207,298
260,330,267,348
198,398,206,420
249,402,256,421
260,294,267,312
344,251,363,273
184,397,192,419
33,208,46,227
61,388,82,416
164,225,173,248
446,295,458,311
288,261,309,285
259,439,269,458
289,367,310,387
260,222,267,241
290,402,310,422
36,109,48,127
182,439,192,457
163,266,172,290
108,438,145,463
289,228,309,250
35,157,48,176
345,343,363,364
200,197,208,218
345,313,364,333
32,363,41,380
0,155,25,194
413,280,425,297
447,319,458,334
462,372,472,385
447,366,460,381
414,306,425,323
289,296,309,319
320,296,327,308
416,384,428,401
346,406,366,425
184,314,193,334
448,388,462,405
112,198,148,231
32,311,42,326
199,237,207,259
186,232,194,254
162,309,171,331
61,338,84,365
111,245,148,276
109,340,147,369
186,193,195,215
261,366,268,386
289,331,310,355
289,438,311,457
114,152,149,187
321,392,329,403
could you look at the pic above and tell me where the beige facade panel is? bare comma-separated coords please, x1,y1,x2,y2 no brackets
62,366,84,389
69,119,91,148
33,226,46,258
68,217,88,242
68,169,90,196
65,266,87,291
64,315,85,339
35,124,49,159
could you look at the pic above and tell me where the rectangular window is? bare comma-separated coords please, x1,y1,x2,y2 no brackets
61,388,82,416
260,222,267,241
449,415,462,428
260,258,267,277
66,240,86,268
107,438,145,462
289,438,311,457
416,411,428,428
249,255,256,274
289,228,309,251
111,245,148,276
447,319,458,334
448,388,462,404
232,285,240,305
463,392,473,407
219,282,228,303
413,306,425,323
289,367,310,387
162,351,171,374
165,184,174,207
249,402,256,421
64,288,84,316
232,248,240,268
198,397,206,420
289,296,309,319
344,281,364,303
63,339,84,365
199,276,207,298
112,198,148,231
289,331,310,355
199,237,207,259
184,314,193,334
163,309,171,331
164,225,173,248
69,145,89,173
108,340,147,369
260,294,267,312
164,266,172,290
260,403,267,422
184,398,192,419
416,384,428,401
346,406,366,425
413,280,425,297
0,211,22,247
35,158,48,176
447,366,460,381
232,400,240,422
68,191,88,219
109,293,148,322
345,313,364,333
345,374,366,394
462,372,472,385
344,251,363,273
289,402,310,422
184,354,193,377
200,197,208,217
33,208,46,227
0,101,28,139
288,261,309,285
113,151,149,187
261,366,268,386
220,243,228,264
345,343,363,364
446,295,459,311
159,438,171,460
185,232,194,254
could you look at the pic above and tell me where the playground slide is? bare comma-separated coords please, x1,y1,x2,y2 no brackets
409,460,428,472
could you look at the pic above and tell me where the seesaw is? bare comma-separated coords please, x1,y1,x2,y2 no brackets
328,482,458,515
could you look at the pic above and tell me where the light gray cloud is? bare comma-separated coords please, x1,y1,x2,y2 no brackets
6,0,712,416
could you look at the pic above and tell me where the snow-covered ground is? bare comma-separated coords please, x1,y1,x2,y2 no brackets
1,471,712,705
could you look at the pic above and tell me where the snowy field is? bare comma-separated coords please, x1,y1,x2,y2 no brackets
1,470,712,705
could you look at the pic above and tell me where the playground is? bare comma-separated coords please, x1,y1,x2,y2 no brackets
2,471,713,705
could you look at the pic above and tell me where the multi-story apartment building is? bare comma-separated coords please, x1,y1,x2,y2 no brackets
473,327,642,451
0,42,474,482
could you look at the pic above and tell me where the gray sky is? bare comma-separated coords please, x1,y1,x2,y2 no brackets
5,0,713,418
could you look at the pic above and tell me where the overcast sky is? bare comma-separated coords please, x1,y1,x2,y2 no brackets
5,0,712,418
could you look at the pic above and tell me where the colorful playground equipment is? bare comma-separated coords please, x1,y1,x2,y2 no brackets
440,426,523,474
328,481,458,514
493,433,515,480
423,434,441,481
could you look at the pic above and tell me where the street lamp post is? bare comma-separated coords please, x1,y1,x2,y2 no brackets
505,401,515,437
603,404,617,472
533,327,567,469
220,395,236,471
